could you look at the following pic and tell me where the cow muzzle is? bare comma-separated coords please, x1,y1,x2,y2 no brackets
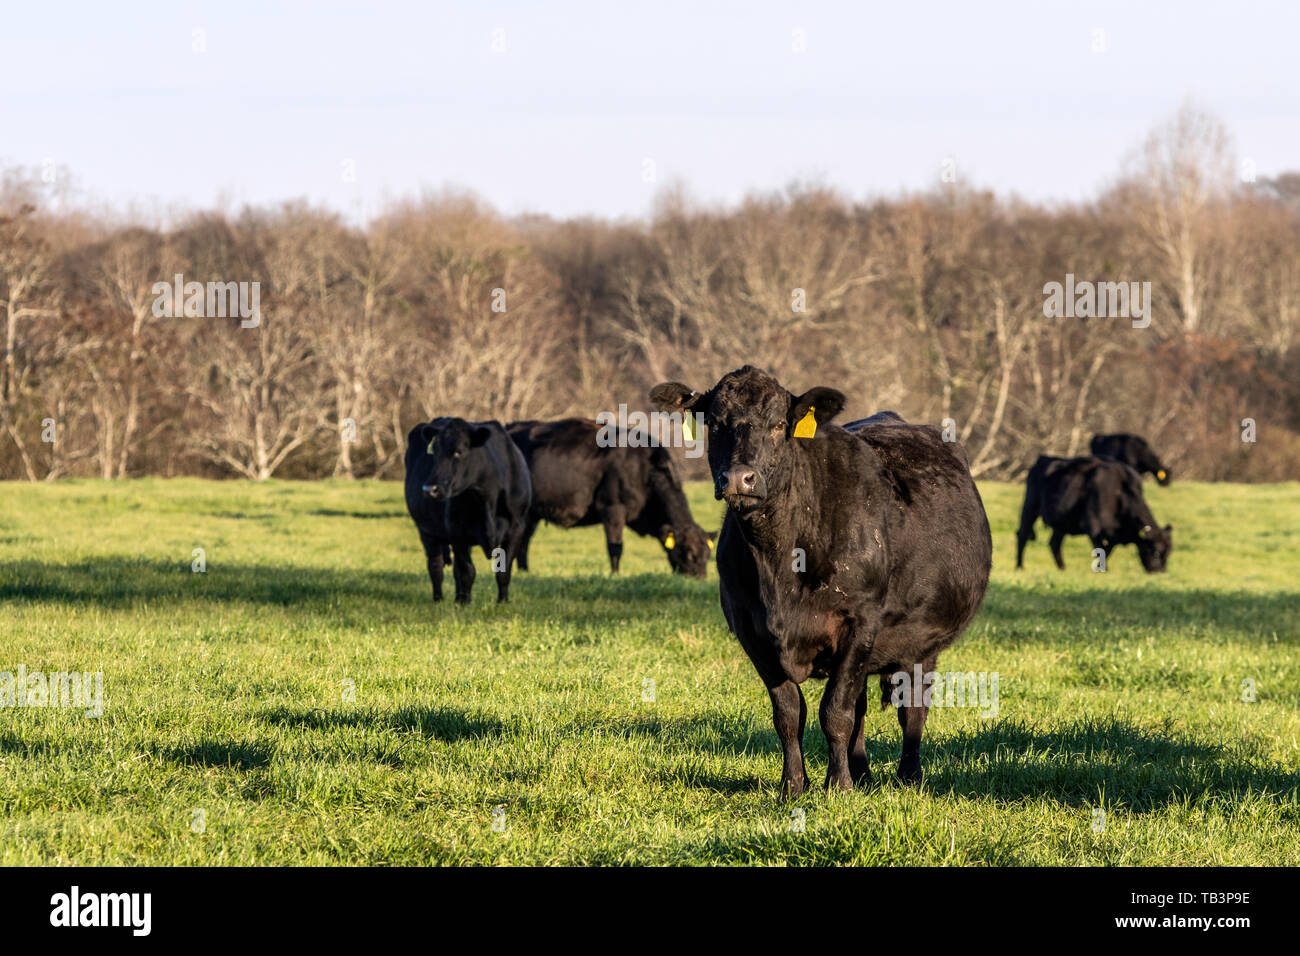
422,484,444,500
716,464,765,508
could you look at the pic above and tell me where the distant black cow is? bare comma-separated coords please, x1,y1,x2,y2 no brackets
1090,433,1171,485
506,418,713,577
1016,455,1173,572
404,417,532,603
651,367,992,793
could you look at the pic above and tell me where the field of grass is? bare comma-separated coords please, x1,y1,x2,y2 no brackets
1,476,1297,865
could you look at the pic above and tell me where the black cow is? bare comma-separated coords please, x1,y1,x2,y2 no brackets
1016,455,1173,572
506,418,713,577
404,417,532,603
1090,433,1171,485
651,367,992,793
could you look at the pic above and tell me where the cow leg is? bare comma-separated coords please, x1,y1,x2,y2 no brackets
768,681,809,798
821,639,876,791
451,541,476,604
493,552,513,603
603,506,626,574
1015,480,1040,569
419,532,447,602
494,524,523,603
896,655,936,784
1015,518,1036,570
848,684,873,786
1089,534,1115,565
1048,528,1067,570
516,515,539,572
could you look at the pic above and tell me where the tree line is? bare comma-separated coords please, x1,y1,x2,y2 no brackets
3,105,1297,483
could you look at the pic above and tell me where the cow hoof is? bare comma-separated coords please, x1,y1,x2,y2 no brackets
897,766,923,786
780,777,808,799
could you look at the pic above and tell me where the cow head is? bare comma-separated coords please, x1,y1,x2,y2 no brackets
1132,438,1172,486
650,366,845,515
659,523,715,577
1136,523,1173,572
409,419,494,500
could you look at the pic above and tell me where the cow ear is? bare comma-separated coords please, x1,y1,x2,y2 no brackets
409,423,435,448
470,426,493,447
789,387,846,435
1164,524,1173,533
650,382,709,414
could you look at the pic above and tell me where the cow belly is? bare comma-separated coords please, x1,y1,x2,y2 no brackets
768,606,852,683
536,498,593,528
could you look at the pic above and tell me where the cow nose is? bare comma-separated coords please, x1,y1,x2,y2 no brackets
725,467,758,496
422,484,440,497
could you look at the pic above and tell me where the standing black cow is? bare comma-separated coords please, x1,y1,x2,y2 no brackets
1090,433,1171,485
1016,455,1173,572
506,418,713,577
404,417,532,604
651,367,992,793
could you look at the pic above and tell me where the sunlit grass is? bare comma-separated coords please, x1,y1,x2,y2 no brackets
0,477,1296,865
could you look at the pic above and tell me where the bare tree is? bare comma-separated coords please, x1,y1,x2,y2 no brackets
1124,102,1235,335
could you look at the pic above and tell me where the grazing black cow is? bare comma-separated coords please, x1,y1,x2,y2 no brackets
404,417,532,604
1090,433,1171,485
506,418,713,577
1016,455,1173,572
650,367,992,793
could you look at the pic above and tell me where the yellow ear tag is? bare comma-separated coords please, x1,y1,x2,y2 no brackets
682,413,697,442
426,436,436,454
707,537,714,551
664,534,676,550
793,407,817,439
1157,470,1167,481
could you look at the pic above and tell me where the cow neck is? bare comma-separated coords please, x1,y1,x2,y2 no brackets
732,447,817,567
480,437,506,484
647,466,696,532
457,440,503,504
1128,495,1158,534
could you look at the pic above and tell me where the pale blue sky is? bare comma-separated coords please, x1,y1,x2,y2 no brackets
5,0,1296,221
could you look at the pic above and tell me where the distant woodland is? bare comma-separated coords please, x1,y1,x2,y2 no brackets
3,105,1297,482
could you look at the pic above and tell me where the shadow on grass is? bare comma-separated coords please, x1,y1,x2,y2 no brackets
0,557,419,610
0,556,709,624
978,582,1300,642
308,509,407,520
3,555,1294,639
257,704,506,741
161,739,274,769
919,717,1300,811
568,711,1298,811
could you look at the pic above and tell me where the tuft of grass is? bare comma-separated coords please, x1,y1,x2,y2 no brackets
0,477,1296,865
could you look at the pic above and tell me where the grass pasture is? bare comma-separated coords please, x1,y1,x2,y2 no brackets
0,477,1297,866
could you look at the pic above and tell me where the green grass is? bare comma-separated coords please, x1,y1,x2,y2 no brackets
0,477,1297,865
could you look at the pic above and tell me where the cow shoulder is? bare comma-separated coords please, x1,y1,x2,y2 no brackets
845,415,973,502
